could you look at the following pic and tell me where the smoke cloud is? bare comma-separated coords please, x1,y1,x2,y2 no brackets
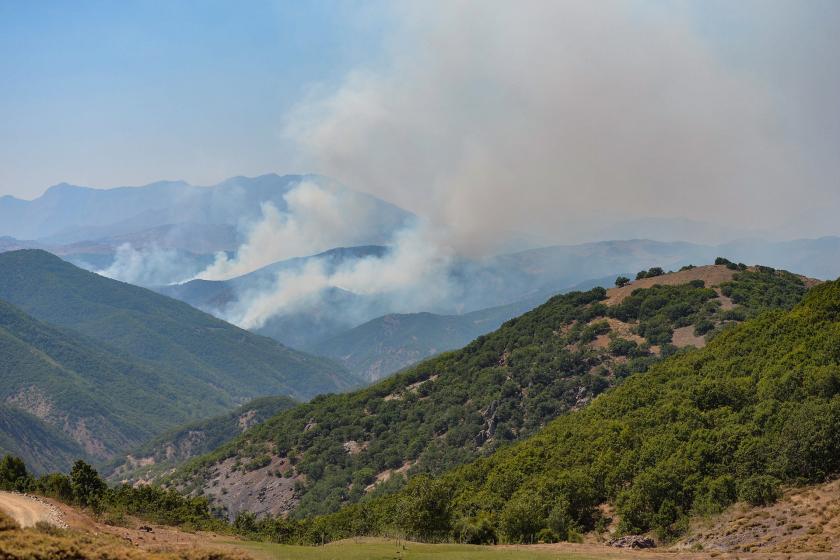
97,243,206,286
284,1,836,253
226,225,455,330
198,180,409,281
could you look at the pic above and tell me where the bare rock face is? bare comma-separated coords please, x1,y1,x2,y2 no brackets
609,535,656,549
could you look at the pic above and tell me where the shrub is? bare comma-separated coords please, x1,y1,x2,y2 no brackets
0,511,19,532
737,475,781,506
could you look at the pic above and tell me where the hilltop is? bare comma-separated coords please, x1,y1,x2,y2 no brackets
166,263,811,519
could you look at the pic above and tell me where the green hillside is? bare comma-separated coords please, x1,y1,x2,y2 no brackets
0,296,243,469
0,250,359,401
170,265,808,520
0,404,83,473
308,297,548,382
109,395,296,482
285,275,840,545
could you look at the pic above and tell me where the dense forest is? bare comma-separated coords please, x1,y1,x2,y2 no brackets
234,275,840,544
170,265,809,520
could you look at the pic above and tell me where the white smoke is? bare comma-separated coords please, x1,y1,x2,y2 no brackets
198,181,399,280
97,243,203,286
226,225,455,330
283,0,825,253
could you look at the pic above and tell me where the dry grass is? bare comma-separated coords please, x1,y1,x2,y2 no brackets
0,510,246,560
679,479,840,554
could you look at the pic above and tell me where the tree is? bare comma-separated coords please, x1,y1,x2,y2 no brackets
70,460,106,507
0,456,31,492
397,475,452,539
615,276,630,288
35,473,73,501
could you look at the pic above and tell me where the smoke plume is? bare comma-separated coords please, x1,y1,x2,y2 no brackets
284,1,834,253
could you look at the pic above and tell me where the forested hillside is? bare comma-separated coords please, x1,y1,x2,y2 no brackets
300,275,840,545
109,395,296,483
0,250,359,401
0,297,224,469
170,264,810,519
0,404,83,473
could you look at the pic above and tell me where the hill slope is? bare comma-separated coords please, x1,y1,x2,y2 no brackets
0,296,268,470
169,264,810,519
109,395,297,483
308,296,550,381
307,273,840,545
0,404,83,473
0,250,358,403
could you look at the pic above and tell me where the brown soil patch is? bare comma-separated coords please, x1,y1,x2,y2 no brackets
672,326,707,349
44,499,249,558
201,456,298,519
680,478,840,555
605,265,737,306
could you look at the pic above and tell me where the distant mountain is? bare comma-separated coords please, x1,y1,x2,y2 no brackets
155,246,393,348
307,299,543,382
108,395,297,483
0,250,360,405
590,217,757,245
308,277,618,382
0,174,413,249
153,238,840,372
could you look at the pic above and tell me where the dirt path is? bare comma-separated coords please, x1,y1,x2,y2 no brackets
0,491,66,528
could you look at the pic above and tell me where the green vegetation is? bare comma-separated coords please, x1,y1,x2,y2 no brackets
2,456,226,532
635,267,664,280
172,265,809,523
231,538,602,560
0,297,209,469
308,296,546,381
0,250,358,403
109,395,297,482
0,404,83,473
719,267,807,315
280,277,840,544
607,280,718,344
714,257,748,271
0,250,357,472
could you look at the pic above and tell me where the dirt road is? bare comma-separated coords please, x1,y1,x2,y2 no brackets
0,491,66,528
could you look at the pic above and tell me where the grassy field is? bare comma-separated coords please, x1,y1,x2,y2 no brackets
230,538,611,560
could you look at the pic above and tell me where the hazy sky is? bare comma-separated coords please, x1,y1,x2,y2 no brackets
1,1,838,246
0,0,390,198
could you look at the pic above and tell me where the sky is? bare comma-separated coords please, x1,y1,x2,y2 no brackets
1,1,839,248
0,0,390,197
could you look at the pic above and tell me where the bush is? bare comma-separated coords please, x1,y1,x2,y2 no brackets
453,513,496,544
737,475,781,506
615,276,631,287
0,511,19,532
